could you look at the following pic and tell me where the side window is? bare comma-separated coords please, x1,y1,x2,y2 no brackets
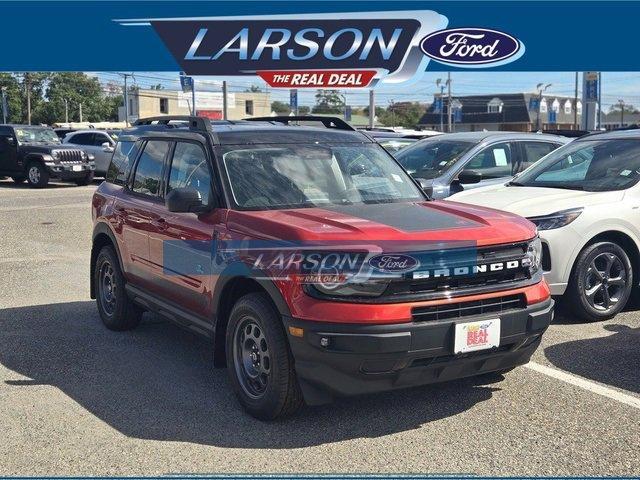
131,140,170,197
520,142,558,170
106,141,139,186
0,134,12,152
465,142,513,179
168,142,212,204
93,133,109,146
68,132,94,146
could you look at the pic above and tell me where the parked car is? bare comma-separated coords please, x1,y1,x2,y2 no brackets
91,115,552,419
449,129,640,322
394,132,569,199
63,129,115,176
54,128,77,140
0,125,95,187
362,130,417,154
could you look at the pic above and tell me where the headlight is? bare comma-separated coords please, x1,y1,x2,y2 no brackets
527,208,583,231
87,153,95,161
525,236,543,273
312,280,389,298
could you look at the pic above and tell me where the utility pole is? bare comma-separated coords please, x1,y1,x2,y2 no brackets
192,77,197,116
24,73,31,125
619,99,625,127
78,103,83,123
573,72,579,130
1,87,7,124
121,73,131,127
368,89,375,129
536,83,552,131
222,81,228,120
64,98,69,124
447,72,452,132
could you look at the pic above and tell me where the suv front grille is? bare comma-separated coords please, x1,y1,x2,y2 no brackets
55,149,85,164
412,294,526,322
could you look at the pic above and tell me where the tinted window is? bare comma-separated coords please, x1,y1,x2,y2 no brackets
131,140,170,196
395,139,474,179
93,133,111,146
521,142,558,169
106,141,138,186
466,142,513,178
168,142,212,205
68,133,94,146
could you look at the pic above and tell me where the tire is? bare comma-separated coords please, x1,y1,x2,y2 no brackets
74,171,94,186
94,245,143,331
565,241,633,322
26,162,49,188
225,293,303,420
11,175,26,184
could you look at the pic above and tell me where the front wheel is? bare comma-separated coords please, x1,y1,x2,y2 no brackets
26,162,49,188
225,293,303,420
565,241,633,322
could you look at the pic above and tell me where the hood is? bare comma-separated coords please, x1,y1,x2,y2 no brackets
449,184,624,217
19,144,80,153
226,201,536,247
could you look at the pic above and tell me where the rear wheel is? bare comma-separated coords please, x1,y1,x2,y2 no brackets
225,293,303,420
94,245,143,331
565,241,632,322
26,162,49,188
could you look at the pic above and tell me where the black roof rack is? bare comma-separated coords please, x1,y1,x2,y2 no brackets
245,115,355,131
133,115,213,132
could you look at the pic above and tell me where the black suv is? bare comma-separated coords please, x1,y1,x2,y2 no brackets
0,125,95,188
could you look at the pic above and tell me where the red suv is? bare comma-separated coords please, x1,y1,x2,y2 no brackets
91,115,553,419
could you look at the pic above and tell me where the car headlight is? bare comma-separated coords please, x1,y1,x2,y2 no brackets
527,208,583,231
525,236,543,273
87,153,95,161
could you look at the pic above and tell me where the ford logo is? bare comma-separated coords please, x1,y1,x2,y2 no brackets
368,254,419,273
420,28,524,67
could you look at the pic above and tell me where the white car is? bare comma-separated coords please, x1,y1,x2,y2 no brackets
449,129,640,322
63,130,116,176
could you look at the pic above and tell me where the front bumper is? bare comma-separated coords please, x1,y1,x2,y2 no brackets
45,162,95,179
285,298,553,405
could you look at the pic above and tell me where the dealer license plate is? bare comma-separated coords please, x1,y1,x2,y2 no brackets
72,165,83,172
454,319,501,354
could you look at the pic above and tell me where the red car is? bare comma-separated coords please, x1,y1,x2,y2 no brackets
91,115,553,419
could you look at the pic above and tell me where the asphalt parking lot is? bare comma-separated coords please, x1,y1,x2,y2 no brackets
0,179,638,476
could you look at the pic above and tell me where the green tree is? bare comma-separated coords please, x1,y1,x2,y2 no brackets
0,73,23,123
271,100,290,114
298,105,310,115
379,102,425,128
609,103,640,114
312,90,343,114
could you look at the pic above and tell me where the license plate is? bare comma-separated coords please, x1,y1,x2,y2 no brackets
454,319,501,354
72,165,83,172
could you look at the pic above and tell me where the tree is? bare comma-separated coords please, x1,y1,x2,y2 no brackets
609,103,639,114
378,102,425,128
271,100,290,114
20,73,49,124
0,73,23,123
245,84,262,93
312,90,343,114
298,105,311,115
34,72,108,124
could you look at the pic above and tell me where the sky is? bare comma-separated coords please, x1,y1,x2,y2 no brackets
95,71,640,113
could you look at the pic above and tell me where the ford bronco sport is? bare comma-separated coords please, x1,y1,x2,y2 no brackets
91,115,553,419
0,125,95,187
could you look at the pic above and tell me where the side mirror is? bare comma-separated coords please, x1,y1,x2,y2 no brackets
102,142,114,153
165,187,207,213
458,169,483,184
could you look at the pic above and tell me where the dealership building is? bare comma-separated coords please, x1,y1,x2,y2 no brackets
118,88,271,122
419,93,584,132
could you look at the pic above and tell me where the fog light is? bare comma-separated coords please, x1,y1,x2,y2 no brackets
320,337,330,348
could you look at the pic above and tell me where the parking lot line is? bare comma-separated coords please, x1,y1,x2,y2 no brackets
525,361,640,410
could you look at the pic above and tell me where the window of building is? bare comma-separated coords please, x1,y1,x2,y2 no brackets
168,142,212,205
245,100,254,116
131,140,170,197
552,99,560,113
577,101,583,115
159,98,169,114
487,97,503,114
540,99,548,113
564,100,572,115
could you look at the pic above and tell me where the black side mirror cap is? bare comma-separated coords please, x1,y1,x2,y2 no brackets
165,187,208,213
457,169,483,184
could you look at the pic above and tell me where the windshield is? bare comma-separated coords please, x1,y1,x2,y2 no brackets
378,138,416,154
14,127,60,145
395,139,474,179
220,143,424,210
514,138,640,192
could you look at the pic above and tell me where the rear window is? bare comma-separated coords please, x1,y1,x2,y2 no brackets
106,141,138,186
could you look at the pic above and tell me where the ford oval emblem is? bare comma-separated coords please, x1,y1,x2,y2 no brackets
368,254,419,273
420,28,524,67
